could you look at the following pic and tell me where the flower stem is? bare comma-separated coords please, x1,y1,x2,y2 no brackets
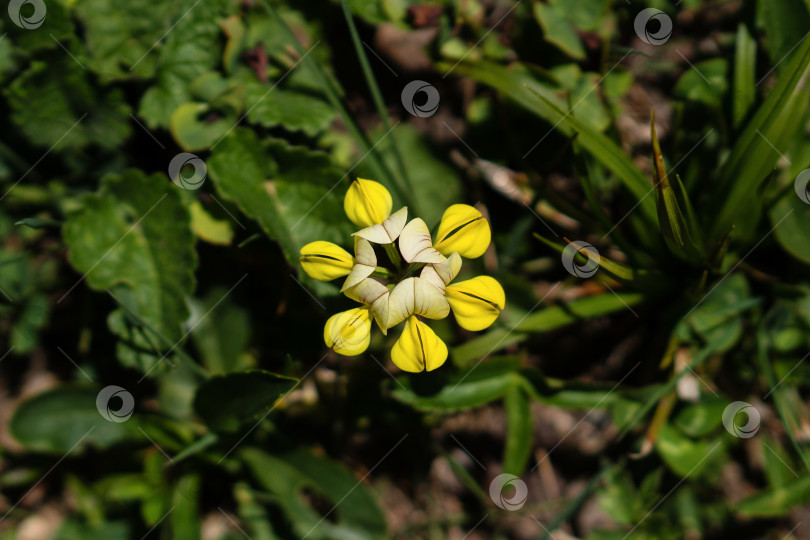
371,266,392,279
383,243,402,271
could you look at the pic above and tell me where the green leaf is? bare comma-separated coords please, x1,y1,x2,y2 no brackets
193,370,297,432
10,386,138,453
650,116,705,261
5,59,131,150
759,0,810,68
503,384,533,475
63,170,196,349
172,475,201,540
514,291,644,332
245,83,335,136
711,29,810,240
672,398,726,438
733,24,757,127
138,0,232,128
241,447,388,539
189,287,252,373
170,102,235,151
655,423,723,477
737,476,810,517
207,128,355,266
533,3,585,59
393,358,522,411
75,0,179,79
770,188,810,264
674,58,728,108
679,273,751,353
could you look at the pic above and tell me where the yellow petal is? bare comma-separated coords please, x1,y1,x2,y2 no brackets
353,207,408,244
323,307,372,356
398,218,445,264
300,241,353,281
391,317,448,372
434,204,491,259
445,276,505,331
344,178,392,228
420,252,462,293
387,277,450,329
343,278,390,334
341,238,377,292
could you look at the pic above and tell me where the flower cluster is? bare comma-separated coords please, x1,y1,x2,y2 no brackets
300,179,505,372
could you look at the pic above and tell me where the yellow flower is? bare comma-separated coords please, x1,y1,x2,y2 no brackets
445,276,505,331
300,241,354,281
391,316,448,372
434,204,491,259
344,178,393,228
324,306,373,356
302,178,504,373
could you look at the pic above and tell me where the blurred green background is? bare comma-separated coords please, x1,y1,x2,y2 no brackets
2,0,810,538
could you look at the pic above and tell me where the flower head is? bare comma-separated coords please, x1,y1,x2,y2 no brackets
300,178,504,372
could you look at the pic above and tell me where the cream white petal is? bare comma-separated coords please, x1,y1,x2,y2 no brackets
398,218,446,264
420,252,462,293
341,238,377,292
353,207,408,245
387,277,450,329
344,278,391,334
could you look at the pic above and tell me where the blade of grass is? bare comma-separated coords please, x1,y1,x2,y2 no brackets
711,32,810,240
339,0,413,199
446,60,658,226
733,24,757,128
259,0,409,206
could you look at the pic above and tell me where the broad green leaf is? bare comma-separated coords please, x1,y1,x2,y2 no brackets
672,398,726,438
733,24,757,127
533,3,585,60
503,384,533,475
5,59,131,150
737,476,810,517
393,357,522,411
711,30,810,240
451,327,528,366
193,370,297,432
63,170,196,351
245,83,335,136
138,0,232,128
520,368,626,409
189,287,252,373
10,386,138,453
770,188,810,264
447,60,657,224
655,423,723,477
170,102,235,151
679,273,751,353
241,448,388,539
188,200,234,245
207,128,355,266
75,0,179,79
673,58,728,108
54,521,131,540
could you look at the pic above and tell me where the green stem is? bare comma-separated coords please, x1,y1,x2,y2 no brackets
339,0,413,202
370,266,392,279
383,242,402,271
400,262,426,280
259,0,407,205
